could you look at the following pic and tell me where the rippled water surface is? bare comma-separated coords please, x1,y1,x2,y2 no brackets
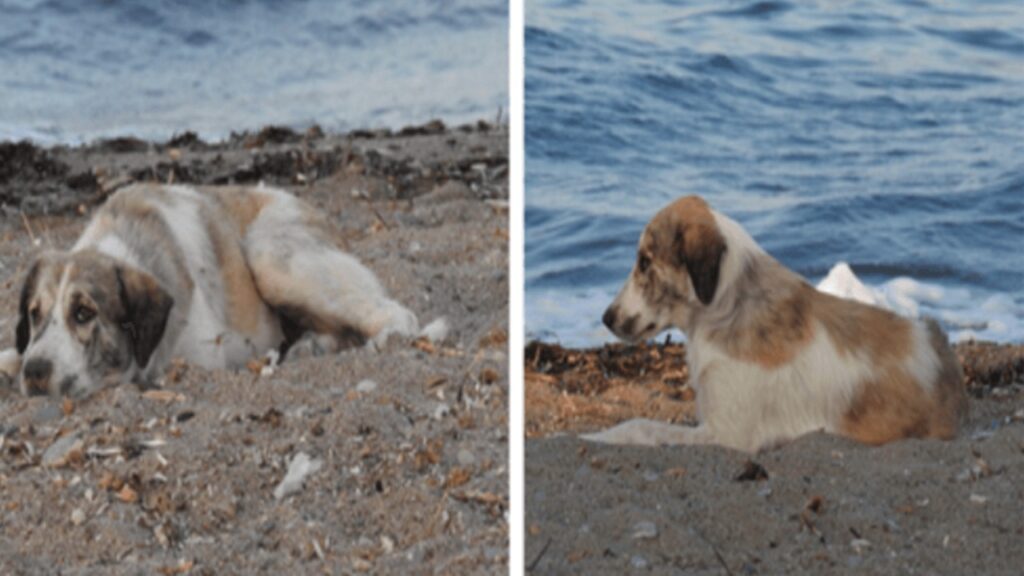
0,0,507,142
526,0,1024,346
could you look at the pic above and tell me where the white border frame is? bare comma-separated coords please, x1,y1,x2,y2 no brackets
508,0,525,573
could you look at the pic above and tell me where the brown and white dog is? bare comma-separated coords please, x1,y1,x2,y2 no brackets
587,196,967,453
0,183,423,398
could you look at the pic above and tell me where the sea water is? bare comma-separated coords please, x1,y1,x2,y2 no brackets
0,0,507,143
526,0,1023,346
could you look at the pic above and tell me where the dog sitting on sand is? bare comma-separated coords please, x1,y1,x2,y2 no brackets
0,183,426,398
587,195,968,452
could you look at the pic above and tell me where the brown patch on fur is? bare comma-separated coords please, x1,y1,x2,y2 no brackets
842,368,936,445
198,206,268,337
647,196,726,306
841,320,967,445
702,258,816,369
197,186,273,236
813,287,912,368
731,289,814,368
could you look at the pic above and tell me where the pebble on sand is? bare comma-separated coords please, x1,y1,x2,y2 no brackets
630,520,658,540
274,452,323,500
356,379,378,393
42,433,83,468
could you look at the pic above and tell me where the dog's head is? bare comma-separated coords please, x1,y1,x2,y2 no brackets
603,195,726,341
15,250,173,398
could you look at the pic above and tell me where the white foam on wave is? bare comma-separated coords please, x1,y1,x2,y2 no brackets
816,262,1021,343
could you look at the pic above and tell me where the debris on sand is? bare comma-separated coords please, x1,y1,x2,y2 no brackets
734,459,769,482
630,520,658,540
42,433,83,468
356,379,378,393
956,341,1024,391
274,452,323,500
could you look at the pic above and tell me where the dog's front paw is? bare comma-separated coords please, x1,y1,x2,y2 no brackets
286,333,339,361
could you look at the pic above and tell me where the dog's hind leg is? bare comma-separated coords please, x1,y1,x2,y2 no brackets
580,418,712,447
243,193,419,349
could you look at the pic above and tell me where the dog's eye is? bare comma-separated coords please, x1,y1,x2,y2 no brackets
30,306,41,324
73,304,96,325
637,254,651,273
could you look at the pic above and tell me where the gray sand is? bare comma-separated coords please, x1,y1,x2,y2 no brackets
526,388,1024,575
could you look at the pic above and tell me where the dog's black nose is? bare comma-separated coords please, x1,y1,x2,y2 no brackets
22,358,52,396
602,307,617,330
23,358,52,381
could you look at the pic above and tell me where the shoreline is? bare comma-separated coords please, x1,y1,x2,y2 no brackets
0,118,507,216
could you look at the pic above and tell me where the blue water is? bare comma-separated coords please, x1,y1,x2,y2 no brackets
526,0,1024,346
0,0,507,143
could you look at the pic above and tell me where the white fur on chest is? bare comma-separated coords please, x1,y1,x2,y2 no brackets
689,322,870,452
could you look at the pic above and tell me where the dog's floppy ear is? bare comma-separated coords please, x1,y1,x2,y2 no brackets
116,265,173,368
676,224,726,306
15,259,42,354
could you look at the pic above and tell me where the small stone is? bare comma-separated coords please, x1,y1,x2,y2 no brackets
356,379,378,393
631,555,648,569
851,538,871,553
969,493,988,505
457,449,476,466
117,485,139,503
274,452,323,500
42,434,83,468
433,404,451,420
631,520,658,540
70,508,85,526
33,402,64,425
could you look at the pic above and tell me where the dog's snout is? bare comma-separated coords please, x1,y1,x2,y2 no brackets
23,358,52,382
22,357,53,396
602,307,617,330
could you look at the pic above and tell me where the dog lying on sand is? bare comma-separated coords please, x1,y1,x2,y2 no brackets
1,183,429,398
588,195,967,452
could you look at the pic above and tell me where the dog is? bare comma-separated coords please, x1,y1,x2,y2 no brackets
586,195,968,453
1,183,423,398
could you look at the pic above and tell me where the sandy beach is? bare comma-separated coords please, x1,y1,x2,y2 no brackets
525,340,1024,574
0,121,508,574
